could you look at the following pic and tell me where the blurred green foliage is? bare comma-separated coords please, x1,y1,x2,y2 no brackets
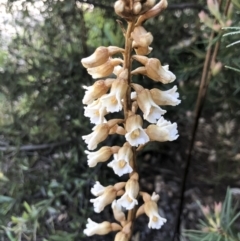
0,0,240,240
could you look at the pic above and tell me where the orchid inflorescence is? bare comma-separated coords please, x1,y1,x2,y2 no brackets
81,0,180,240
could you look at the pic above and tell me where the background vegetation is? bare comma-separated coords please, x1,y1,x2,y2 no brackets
0,0,239,240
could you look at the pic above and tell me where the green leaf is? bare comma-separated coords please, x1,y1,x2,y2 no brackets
0,195,14,203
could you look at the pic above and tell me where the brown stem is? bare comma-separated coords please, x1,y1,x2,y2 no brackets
122,16,138,240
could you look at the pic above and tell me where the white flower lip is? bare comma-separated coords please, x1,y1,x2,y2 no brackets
90,185,117,213
91,181,106,196
125,114,150,146
108,154,133,176
85,146,114,167
144,196,167,229
117,178,139,210
100,79,128,113
84,99,107,124
107,143,133,176
150,85,181,106
137,89,166,123
83,218,112,236
146,117,179,142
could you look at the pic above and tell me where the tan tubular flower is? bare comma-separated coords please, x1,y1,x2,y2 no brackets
146,117,179,142
117,173,139,210
84,99,107,124
136,89,166,123
114,0,156,19
132,56,176,84
150,85,181,106
132,26,153,48
135,46,153,55
85,146,120,167
83,79,114,105
125,114,150,146
82,119,123,150
101,70,128,113
144,192,167,229
107,143,133,176
81,46,124,68
112,200,126,223
83,219,112,236
136,0,168,26
114,231,129,241
90,181,125,213
84,218,122,236
87,58,124,79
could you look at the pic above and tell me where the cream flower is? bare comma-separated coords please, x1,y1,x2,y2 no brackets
85,146,120,167
117,174,139,210
146,117,179,142
107,143,133,176
84,99,107,124
132,26,153,49
81,46,124,68
112,200,126,223
91,181,107,196
82,119,123,150
83,218,112,236
136,89,166,123
100,70,128,113
82,79,114,105
131,56,176,84
144,199,167,229
114,231,129,241
82,124,109,150
90,182,125,213
125,114,149,146
90,185,117,213
87,58,123,79
150,85,181,106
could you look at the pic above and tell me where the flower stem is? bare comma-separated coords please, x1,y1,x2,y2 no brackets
123,18,138,240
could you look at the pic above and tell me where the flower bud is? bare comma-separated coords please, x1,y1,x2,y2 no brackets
114,0,125,14
85,146,120,167
141,0,156,13
136,0,168,26
207,0,222,21
132,26,153,48
87,58,123,79
133,2,142,14
146,117,179,142
211,61,222,76
125,114,150,146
